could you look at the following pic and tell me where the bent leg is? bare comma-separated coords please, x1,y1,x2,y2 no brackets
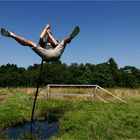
9,32,37,49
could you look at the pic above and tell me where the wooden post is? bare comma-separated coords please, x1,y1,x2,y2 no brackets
47,84,50,99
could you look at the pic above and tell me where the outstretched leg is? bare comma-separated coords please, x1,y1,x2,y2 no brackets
10,32,37,49
0,28,37,49
60,36,71,47
60,26,80,47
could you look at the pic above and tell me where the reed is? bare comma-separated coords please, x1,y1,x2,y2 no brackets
0,87,140,99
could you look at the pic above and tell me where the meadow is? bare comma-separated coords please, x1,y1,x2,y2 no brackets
0,87,140,139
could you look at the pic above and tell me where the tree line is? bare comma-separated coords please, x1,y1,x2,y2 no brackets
0,58,140,88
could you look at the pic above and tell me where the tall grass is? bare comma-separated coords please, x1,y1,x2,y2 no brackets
0,88,140,139
1,87,140,99
0,93,32,129
52,99,140,139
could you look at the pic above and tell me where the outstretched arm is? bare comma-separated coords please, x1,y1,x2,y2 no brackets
39,22,50,40
39,22,58,47
46,29,58,46
39,23,50,47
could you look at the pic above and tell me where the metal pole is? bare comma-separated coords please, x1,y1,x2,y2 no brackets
30,59,44,133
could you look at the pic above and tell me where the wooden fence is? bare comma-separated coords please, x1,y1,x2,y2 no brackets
45,84,127,104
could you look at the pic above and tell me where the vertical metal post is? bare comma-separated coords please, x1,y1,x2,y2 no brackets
30,59,44,133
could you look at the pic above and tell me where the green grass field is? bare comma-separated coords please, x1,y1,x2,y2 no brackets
0,88,140,139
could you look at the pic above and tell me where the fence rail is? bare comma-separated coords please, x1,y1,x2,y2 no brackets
45,84,127,104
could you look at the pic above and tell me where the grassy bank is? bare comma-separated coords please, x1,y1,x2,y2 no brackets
54,99,140,139
0,88,140,139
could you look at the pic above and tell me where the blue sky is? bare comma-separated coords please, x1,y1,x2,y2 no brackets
0,1,140,68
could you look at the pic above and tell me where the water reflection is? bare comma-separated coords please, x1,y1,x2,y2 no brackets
1,120,59,139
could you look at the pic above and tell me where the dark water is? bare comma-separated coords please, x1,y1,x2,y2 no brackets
1,120,59,139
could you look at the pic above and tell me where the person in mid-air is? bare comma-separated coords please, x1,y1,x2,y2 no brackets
0,22,80,62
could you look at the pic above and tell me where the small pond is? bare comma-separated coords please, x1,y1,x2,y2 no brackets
0,120,59,139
